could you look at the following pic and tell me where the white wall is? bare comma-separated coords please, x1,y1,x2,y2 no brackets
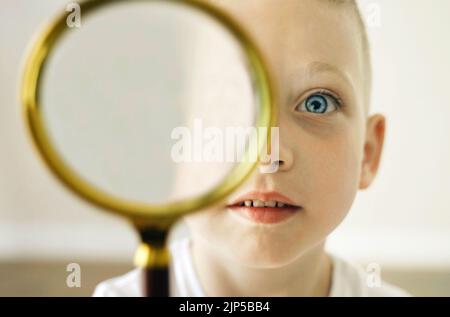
1,0,449,267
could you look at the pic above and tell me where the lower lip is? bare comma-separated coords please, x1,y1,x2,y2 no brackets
228,206,300,224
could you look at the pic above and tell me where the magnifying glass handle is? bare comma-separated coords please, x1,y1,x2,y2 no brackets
144,266,169,297
135,229,170,297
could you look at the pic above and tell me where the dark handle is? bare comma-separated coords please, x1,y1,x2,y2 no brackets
136,228,170,297
144,266,169,297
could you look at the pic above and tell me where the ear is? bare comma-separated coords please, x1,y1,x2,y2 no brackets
359,114,386,190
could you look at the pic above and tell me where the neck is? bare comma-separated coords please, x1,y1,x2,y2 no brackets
191,237,333,297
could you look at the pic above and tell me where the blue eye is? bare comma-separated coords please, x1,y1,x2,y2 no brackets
306,95,328,113
295,92,340,114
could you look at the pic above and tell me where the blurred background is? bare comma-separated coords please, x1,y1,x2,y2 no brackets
1,0,449,296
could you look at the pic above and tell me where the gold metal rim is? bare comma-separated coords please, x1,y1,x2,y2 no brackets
134,243,170,268
21,0,277,229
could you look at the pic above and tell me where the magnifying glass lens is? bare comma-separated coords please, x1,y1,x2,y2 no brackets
40,1,261,208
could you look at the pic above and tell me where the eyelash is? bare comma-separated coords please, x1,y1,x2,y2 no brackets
316,89,343,108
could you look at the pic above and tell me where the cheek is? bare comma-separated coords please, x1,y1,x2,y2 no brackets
297,124,363,235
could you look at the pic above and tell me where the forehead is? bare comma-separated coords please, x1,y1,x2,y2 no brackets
209,0,366,105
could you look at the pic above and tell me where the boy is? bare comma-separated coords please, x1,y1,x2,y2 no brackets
94,0,409,296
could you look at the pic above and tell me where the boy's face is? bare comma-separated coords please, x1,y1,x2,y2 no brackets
184,0,385,267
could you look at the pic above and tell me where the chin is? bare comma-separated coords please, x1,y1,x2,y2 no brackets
224,235,307,269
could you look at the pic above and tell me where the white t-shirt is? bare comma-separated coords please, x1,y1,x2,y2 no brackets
93,237,410,297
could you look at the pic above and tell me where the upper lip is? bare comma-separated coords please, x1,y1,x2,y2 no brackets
227,191,301,207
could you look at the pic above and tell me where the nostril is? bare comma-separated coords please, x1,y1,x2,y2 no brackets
274,160,284,167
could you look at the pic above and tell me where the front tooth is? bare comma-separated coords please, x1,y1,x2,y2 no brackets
244,200,252,207
265,200,277,207
253,199,264,207
276,202,285,208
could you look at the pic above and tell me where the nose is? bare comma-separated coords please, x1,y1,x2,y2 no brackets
259,136,293,173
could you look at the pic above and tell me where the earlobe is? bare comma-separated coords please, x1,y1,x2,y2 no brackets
359,163,377,190
359,114,386,190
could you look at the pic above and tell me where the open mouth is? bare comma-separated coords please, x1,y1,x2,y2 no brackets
229,199,299,209
227,192,302,224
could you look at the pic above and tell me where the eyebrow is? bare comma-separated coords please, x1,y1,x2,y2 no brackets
304,61,354,89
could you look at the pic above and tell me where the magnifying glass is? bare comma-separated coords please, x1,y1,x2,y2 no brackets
21,0,275,296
